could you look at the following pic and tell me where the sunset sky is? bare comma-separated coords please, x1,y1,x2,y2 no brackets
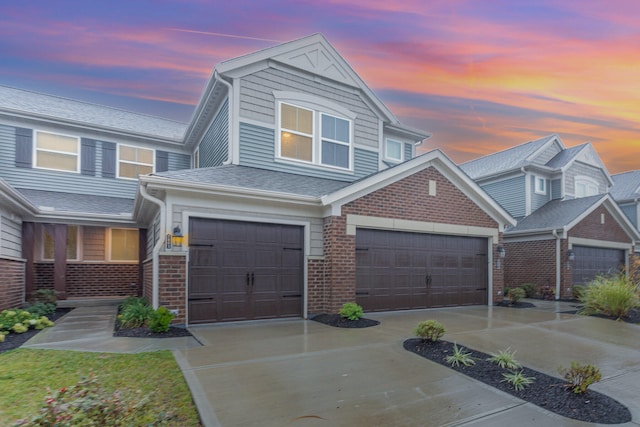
2,1,640,173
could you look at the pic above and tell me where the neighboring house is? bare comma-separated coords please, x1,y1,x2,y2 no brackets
460,135,640,298
611,170,640,233
1,34,515,324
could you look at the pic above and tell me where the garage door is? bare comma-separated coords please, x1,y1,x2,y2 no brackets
572,246,625,285
188,218,304,323
356,229,488,312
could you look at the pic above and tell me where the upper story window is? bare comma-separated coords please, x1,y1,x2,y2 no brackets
276,95,354,172
118,145,154,179
385,139,403,162
43,225,79,261
34,131,79,173
534,176,546,195
575,176,599,198
109,228,139,262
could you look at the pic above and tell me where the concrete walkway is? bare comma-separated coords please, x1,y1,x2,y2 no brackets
22,301,640,426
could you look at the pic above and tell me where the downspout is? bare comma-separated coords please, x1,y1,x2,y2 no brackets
214,71,234,165
552,229,561,300
139,184,165,309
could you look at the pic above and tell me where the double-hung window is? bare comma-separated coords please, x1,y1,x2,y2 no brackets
534,176,546,195
118,145,154,179
35,131,79,172
109,228,139,262
278,100,353,171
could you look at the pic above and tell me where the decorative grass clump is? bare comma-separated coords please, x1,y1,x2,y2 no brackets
579,274,639,320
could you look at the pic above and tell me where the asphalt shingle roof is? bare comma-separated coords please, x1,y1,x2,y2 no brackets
155,165,353,198
544,144,585,169
17,189,134,216
506,195,604,234
0,85,187,141
460,135,556,179
611,170,640,202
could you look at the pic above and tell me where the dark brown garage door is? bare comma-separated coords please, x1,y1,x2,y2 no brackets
188,218,304,323
572,246,625,285
356,229,488,312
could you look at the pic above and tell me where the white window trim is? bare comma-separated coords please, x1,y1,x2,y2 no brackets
106,228,139,263
534,175,546,195
33,130,80,173
575,176,599,198
41,225,81,261
384,138,404,162
116,144,155,180
274,92,356,173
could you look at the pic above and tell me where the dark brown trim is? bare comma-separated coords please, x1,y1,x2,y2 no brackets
53,224,67,299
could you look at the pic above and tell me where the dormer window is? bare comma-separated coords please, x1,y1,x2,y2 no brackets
534,176,546,195
575,176,598,198
275,93,355,172
385,139,403,162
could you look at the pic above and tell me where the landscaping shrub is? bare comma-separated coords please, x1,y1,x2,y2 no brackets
339,302,364,321
118,297,153,328
0,309,54,336
414,320,446,342
23,302,56,318
578,274,639,319
29,289,57,306
572,285,587,301
559,362,601,394
520,283,537,298
148,307,174,333
508,287,526,304
502,370,535,391
503,287,511,297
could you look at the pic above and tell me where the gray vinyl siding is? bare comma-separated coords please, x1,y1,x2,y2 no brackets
551,179,562,200
239,122,377,181
404,143,413,161
531,143,561,166
565,162,608,197
1,213,22,259
239,68,379,148
83,226,105,261
481,175,526,218
619,204,638,229
199,98,229,168
168,152,191,171
531,175,551,212
146,212,161,259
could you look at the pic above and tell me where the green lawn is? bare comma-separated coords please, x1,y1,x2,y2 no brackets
0,349,201,426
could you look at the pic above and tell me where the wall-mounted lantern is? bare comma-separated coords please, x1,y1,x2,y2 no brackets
171,225,184,249
496,245,506,269
567,249,575,262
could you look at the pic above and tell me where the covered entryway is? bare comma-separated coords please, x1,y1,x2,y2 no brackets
355,229,488,311
188,218,304,323
572,245,625,285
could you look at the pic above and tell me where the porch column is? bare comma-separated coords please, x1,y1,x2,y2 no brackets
22,222,35,297
53,224,67,299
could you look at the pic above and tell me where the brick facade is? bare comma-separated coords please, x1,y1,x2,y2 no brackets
0,257,25,310
569,205,632,243
142,258,153,303
157,253,187,324
32,263,139,299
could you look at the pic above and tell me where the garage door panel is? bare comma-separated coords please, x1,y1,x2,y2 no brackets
189,300,217,325
573,246,625,285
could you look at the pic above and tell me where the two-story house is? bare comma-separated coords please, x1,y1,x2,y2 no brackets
611,171,640,233
460,134,639,298
1,34,515,324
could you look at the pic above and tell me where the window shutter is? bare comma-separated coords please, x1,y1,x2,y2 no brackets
102,141,116,178
81,138,96,176
15,127,33,168
156,150,169,172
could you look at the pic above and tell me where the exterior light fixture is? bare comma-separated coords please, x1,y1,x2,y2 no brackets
567,249,575,262
497,246,506,258
171,225,184,249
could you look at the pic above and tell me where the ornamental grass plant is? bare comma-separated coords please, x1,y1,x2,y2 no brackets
578,274,639,320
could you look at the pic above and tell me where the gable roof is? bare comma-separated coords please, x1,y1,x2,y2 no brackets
0,85,187,142
545,143,586,169
506,194,639,240
460,134,560,180
611,170,640,202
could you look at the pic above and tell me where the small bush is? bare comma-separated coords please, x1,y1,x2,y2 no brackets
572,284,587,300
445,343,476,367
503,287,511,297
520,283,537,298
0,309,53,335
339,303,364,321
414,320,446,342
23,302,56,318
487,347,521,370
578,274,639,319
502,370,535,391
148,307,175,333
508,287,526,304
30,289,57,306
559,362,601,394
119,298,153,328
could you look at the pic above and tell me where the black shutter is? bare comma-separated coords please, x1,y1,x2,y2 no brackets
102,141,117,178
81,138,96,176
15,127,33,168
156,150,169,173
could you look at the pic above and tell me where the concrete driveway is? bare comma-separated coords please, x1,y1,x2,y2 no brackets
175,300,640,427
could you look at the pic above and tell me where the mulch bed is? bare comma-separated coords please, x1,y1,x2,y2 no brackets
311,313,379,328
404,338,631,424
494,301,536,309
560,307,640,324
0,308,73,354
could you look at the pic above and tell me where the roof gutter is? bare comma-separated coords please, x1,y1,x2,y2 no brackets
214,71,234,165
139,184,165,309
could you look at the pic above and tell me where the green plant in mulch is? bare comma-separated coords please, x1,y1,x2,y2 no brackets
578,274,639,320
118,297,153,328
0,309,54,342
339,302,364,321
507,287,526,304
148,307,175,333
487,347,521,370
445,343,476,367
520,283,537,298
559,362,602,394
414,320,446,342
502,370,535,391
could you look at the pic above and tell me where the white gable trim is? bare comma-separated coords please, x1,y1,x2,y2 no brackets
525,134,564,162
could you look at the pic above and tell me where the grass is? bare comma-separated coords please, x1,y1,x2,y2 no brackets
0,349,200,426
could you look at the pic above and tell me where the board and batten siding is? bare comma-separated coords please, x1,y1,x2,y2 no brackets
0,212,22,259
481,175,526,218
531,175,551,212
199,98,229,168
565,162,608,197
619,204,638,228
239,68,379,149
239,122,378,181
